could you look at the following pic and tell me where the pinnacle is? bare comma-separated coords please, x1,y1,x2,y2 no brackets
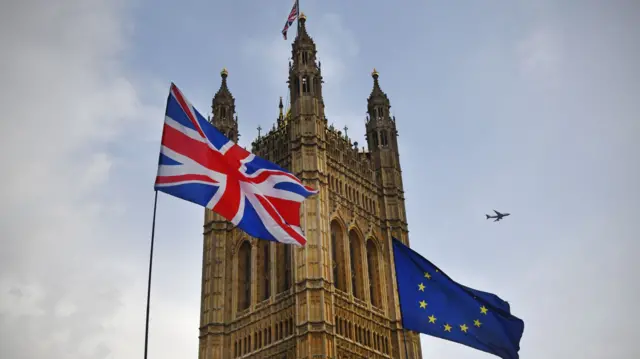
368,68,388,105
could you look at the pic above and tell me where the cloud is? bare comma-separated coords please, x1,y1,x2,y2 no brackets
242,12,359,91
0,0,165,358
516,26,563,80
240,12,367,146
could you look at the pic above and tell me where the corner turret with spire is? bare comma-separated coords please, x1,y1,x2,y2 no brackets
365,68,406,225
210,68,239,142
365,68,398,154
287,13,325,121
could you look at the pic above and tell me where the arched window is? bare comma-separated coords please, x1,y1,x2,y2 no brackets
258,241,270,301
376,107,383,119
284,245,291,289
367,239,382,308
381,130,388,146
330,220,346,291
349,230,364,299
276,243,292,293
302,76,310,93
237,241,252,311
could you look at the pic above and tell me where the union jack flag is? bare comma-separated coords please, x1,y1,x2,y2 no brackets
281,0,299,40
155,83,317,246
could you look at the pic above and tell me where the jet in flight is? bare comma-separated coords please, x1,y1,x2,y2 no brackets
486,210,510,222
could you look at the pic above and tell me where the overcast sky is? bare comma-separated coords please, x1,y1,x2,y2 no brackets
1,0,638,358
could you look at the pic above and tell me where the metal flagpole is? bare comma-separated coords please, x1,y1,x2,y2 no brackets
393,233,412,359
143,190,159,359
296,0,301,36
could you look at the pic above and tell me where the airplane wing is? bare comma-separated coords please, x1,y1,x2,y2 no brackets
494,218,500,222
493,209,502,215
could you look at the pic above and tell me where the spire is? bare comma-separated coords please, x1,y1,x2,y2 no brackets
212,68,234,108
293,13,315,50
288,12,324,111
277,96,285,127
365,68,397,151
211,68,238,141
368,68,390,112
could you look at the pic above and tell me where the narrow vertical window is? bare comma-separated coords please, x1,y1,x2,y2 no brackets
259,241,270,301
349,230,364,299
237,241,252,311
284,246,291,290
330,221,345,291
367,239,381,307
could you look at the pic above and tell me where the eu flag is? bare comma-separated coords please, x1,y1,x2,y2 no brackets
392,238,524,359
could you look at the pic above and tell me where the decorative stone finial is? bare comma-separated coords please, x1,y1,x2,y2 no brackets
221,68,228,77
371,68,379,78
299,12,307,21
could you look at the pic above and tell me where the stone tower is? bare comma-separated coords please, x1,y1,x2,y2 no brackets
198,13,422,359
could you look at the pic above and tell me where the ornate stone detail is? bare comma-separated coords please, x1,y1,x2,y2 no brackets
198,13,415,359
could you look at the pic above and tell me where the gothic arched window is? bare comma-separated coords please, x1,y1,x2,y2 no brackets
302,76,310,93
258,241,270,301
349,230,364,299
276,243,292,293
366,239,382,308
237,241,252,311
330,220,346,291
381,130,388,146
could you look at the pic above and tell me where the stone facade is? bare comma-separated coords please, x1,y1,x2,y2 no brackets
198,14,422,359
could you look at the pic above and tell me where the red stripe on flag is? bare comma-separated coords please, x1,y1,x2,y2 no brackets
255,194,307,245
265,196,301,227
212,177,242,220
155,174,218,185
160,124,230,175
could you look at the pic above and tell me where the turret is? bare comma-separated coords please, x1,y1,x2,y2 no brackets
210,68,239,142
364,69,406,226
365,68,399,155
287,13,325,119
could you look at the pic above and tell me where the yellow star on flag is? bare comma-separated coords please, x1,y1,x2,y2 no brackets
418,283,425,291
474,319,482,327
428,315,437,323
419,300,427,309
480,305,488,315
443,324,452,332
460,324,469,333
424,272,432,280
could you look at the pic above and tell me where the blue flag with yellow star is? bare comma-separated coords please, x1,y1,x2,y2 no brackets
392,238,524,359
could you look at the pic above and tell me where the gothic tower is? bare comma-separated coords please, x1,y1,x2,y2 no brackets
198,13,422,359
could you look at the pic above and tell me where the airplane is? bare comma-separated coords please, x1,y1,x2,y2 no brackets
486,210,510,222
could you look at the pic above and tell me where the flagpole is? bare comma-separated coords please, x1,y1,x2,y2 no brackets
393,236,412,359
143,190,159,359
296,0,301,37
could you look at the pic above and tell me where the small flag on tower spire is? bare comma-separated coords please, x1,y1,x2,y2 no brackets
281,0,299,40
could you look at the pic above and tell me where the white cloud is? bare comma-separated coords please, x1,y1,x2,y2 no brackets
516,26,563,80
0,0,165,358
241,12,365,144
242,12,359,91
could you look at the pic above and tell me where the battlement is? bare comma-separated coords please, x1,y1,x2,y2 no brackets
325,124,377,185
251,124,290,167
